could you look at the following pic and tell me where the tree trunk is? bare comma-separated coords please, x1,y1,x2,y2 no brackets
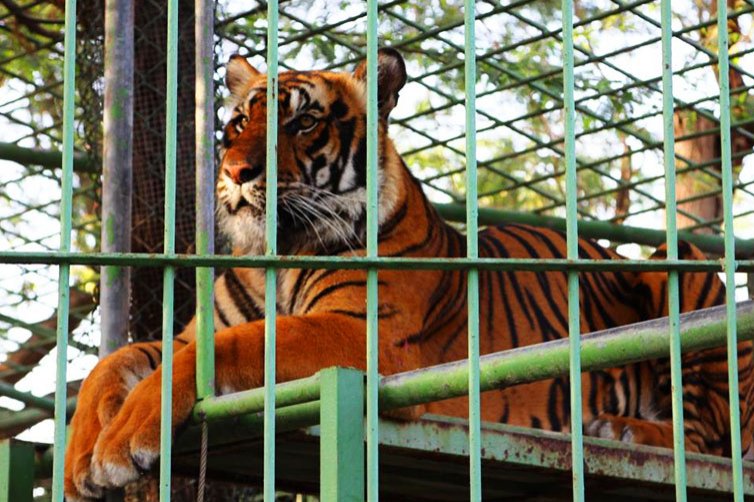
672,112,722,234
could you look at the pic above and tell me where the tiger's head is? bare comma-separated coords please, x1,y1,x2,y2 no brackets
217,48,408,255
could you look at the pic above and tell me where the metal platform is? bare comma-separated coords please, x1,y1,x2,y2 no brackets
173,413,754,501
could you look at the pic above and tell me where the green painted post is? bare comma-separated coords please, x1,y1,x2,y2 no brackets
660,0,687,499
463,1,481,500
0,440,34,502
717,0,745,498
194,0,215,401
365,1,380,501
159,0,179,498
561,0,584,499
264,1,279,499
51,0,77,499
319,367,365,501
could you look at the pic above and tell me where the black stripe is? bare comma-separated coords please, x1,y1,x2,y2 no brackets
225,269,264,321
693,272,716,311
303,280,384,313
214,298,231,328
136,346,158,371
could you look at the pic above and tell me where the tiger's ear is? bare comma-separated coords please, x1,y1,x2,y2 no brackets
353,48,407,119
226,55,260,98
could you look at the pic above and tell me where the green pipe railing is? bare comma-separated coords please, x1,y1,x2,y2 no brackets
185,301,754,425
660,0,687,495
562,0,585,498
365,4,380,500
194,0,215,406
2,252,754,273
463,0,481,498
50,0,76,497
263,1,279,498
158,0,178,496
717,0,744,498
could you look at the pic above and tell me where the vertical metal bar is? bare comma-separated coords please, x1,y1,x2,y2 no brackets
159,0,179,498
463,1,481,500
365,0,380,500
100,0,134,357
660,0,687,499
561,1,584,500
194,0,215,401
0,440,34,502
51,0,76,498
717,0,744,498
319,367,365,500
264,1,279,499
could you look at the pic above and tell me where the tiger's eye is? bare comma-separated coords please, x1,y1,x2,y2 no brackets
297,114,317,130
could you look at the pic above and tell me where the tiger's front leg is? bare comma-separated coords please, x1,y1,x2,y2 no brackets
64,339,169,501
86,313,373,491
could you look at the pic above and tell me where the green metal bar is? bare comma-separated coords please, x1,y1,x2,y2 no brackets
3,252,754,273
0,382,55,412
660,0,686,498
463,1,481,500
379,301,754,411
192,374,321,421
562,0,584,498
0,216,754,268
365,0,380,499
717,0,744,498
0,440,33,502
178,402,323,453
181,302,754,426
319,367,365,501
159,0,179,497
264,1,279,498
50,0,76,497
194,0,215,402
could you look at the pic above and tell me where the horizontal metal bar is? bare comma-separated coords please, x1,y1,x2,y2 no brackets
379,301,754,410
179,302,753,427
192,374,321,422
1,251,753,273
175,401,322,454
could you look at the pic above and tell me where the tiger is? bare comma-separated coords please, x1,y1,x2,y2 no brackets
64,48,754,500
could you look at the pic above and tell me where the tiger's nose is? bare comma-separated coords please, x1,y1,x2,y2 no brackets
224,163,263,185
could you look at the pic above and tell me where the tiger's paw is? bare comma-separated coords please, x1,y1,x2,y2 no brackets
585,414,673,449
65,356,144,500
586,415,637,442
89,378,163,490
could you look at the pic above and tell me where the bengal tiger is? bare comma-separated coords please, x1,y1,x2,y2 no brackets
64,48,754,500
